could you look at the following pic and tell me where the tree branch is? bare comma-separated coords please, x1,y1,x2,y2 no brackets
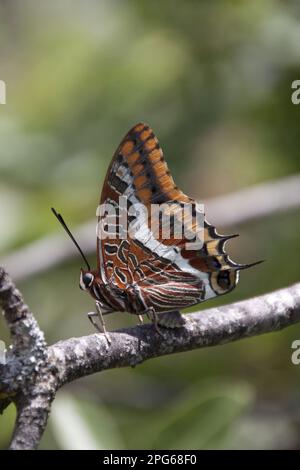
2,174,300,282
206,173,300,227
0,268,56,450
49,282,300,387
1,263,300,449
0,267,46,353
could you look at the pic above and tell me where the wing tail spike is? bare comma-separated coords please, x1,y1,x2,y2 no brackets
206,233,239,242
225,233,239,240
235,259,265,271
220,233,239,241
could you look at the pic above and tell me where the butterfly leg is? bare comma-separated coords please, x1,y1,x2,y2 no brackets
138,315,144,324
87,303,111,344
95,301,111,344
145,307,164,337
87,311,102,332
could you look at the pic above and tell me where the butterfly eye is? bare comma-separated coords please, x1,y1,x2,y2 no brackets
79,272,94,290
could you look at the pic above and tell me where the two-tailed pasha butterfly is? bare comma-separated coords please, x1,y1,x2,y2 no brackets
52,123,262,341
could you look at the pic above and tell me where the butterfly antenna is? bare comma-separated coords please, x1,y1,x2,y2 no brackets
51,207,91,271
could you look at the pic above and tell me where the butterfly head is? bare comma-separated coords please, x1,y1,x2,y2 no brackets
79,269,95,291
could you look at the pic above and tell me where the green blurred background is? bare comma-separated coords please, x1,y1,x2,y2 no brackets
0,0,300,449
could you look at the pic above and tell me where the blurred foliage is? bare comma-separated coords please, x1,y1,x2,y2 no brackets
0,0,300,450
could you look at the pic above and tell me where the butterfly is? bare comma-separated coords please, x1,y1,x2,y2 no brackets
52,123,261,340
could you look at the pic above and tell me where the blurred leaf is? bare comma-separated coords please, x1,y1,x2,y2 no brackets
145,380,254,449
47,392,124,450
0,403,16,449
227,412,298,450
